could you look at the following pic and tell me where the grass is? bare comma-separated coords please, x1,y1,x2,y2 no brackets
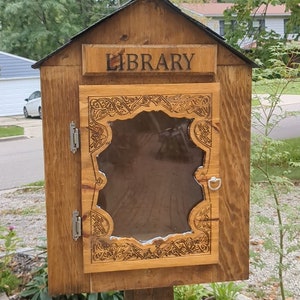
1,206,44,216
0,125,24,138
17,181,45,192
252,79,300,95
24,180,45,187
252,137,300,182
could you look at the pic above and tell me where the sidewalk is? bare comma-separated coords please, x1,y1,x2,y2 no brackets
256,94,300,106
0,115,42,140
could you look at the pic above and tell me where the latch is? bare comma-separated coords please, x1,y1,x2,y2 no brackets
72,210,82,241
70,121,80,153
208,176,222,191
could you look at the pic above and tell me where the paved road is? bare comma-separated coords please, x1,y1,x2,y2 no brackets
269,102,300,139
0,117,44,190
252,99,300,139
0,95,299,190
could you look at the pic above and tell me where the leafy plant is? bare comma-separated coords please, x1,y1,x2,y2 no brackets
210,282,243,300
20,257,123,300
20,261,50,300
174,284,211,300
0,225,21,295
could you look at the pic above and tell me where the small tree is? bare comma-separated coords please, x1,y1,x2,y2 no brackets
251,42,300,300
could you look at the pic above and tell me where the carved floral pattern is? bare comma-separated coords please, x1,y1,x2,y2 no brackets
89,94,212,153
87,92,214,263
193,121,212,148
193,205,211,232
91,210,111,237
91,233,210,262
89,94,211,122
89,122,109,154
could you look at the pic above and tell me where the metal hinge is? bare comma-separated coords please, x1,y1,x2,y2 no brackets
72,210,82,241
70,121,80,153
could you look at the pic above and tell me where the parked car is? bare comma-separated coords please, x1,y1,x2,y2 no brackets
23,91,42,118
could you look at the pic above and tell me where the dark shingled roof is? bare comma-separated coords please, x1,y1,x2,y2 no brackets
32,0,257,69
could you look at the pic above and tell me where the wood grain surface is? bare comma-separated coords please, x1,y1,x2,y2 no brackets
40,0,251,295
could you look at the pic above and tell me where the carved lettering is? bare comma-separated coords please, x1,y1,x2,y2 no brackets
106,54,118,71
141,54,154,71
127,54,139,71
183,53,195,70
83,45,217,75
105,52,196,72
155,53,169,71
171,53,183,70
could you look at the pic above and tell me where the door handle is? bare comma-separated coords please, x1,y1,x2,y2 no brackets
208,176,222,191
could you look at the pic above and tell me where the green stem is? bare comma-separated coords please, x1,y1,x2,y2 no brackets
267,178,285,300
257,165,286,300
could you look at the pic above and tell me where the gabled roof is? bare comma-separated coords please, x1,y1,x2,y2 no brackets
0,51,39,79
33,0,256,69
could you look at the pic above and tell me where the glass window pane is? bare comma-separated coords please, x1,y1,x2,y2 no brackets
97,111,205,241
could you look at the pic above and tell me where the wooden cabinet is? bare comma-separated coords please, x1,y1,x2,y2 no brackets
34,0,254,295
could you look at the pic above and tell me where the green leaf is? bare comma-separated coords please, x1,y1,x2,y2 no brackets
87,293,99,300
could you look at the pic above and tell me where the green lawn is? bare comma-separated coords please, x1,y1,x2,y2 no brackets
0,125,24,138
253,79,300,95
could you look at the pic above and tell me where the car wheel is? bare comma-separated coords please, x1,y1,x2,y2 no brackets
38,107,42,119
23,107,29,118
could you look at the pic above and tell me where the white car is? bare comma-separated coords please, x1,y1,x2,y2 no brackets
23,91,42,118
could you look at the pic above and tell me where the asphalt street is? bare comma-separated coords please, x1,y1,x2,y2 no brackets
0,94,299,190
252,95,300,139
0,117,44,190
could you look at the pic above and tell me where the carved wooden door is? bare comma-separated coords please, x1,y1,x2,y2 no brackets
79,83,220,273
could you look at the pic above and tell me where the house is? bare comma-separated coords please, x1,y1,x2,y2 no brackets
0,51,40,116
180,3,294,48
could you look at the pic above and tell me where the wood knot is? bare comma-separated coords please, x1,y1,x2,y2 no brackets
120,34,129,41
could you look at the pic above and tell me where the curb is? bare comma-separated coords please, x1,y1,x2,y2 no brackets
0,135,29,142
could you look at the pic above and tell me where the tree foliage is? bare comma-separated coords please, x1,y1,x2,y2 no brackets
223,0,300,64
0,0,299,62
0,0,128,60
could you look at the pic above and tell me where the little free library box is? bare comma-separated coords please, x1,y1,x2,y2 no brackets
33,0,255,296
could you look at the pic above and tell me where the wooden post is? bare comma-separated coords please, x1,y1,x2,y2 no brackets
124,287,174,300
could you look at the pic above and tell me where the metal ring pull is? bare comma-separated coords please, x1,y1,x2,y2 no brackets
208,176,222,191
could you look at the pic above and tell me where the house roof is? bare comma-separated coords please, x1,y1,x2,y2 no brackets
181,3,234,17
33,0,257,69
181,3,290,18
0,51,39,79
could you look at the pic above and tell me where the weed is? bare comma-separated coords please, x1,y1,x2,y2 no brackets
210,282,243,300
20,254,123,300
0,225,21,295
174,284,211,300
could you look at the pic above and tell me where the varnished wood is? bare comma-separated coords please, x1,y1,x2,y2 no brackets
82,44,217,75
80,83,220,273
39,0,251,295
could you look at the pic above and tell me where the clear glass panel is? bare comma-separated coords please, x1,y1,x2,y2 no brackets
97,111,205,241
